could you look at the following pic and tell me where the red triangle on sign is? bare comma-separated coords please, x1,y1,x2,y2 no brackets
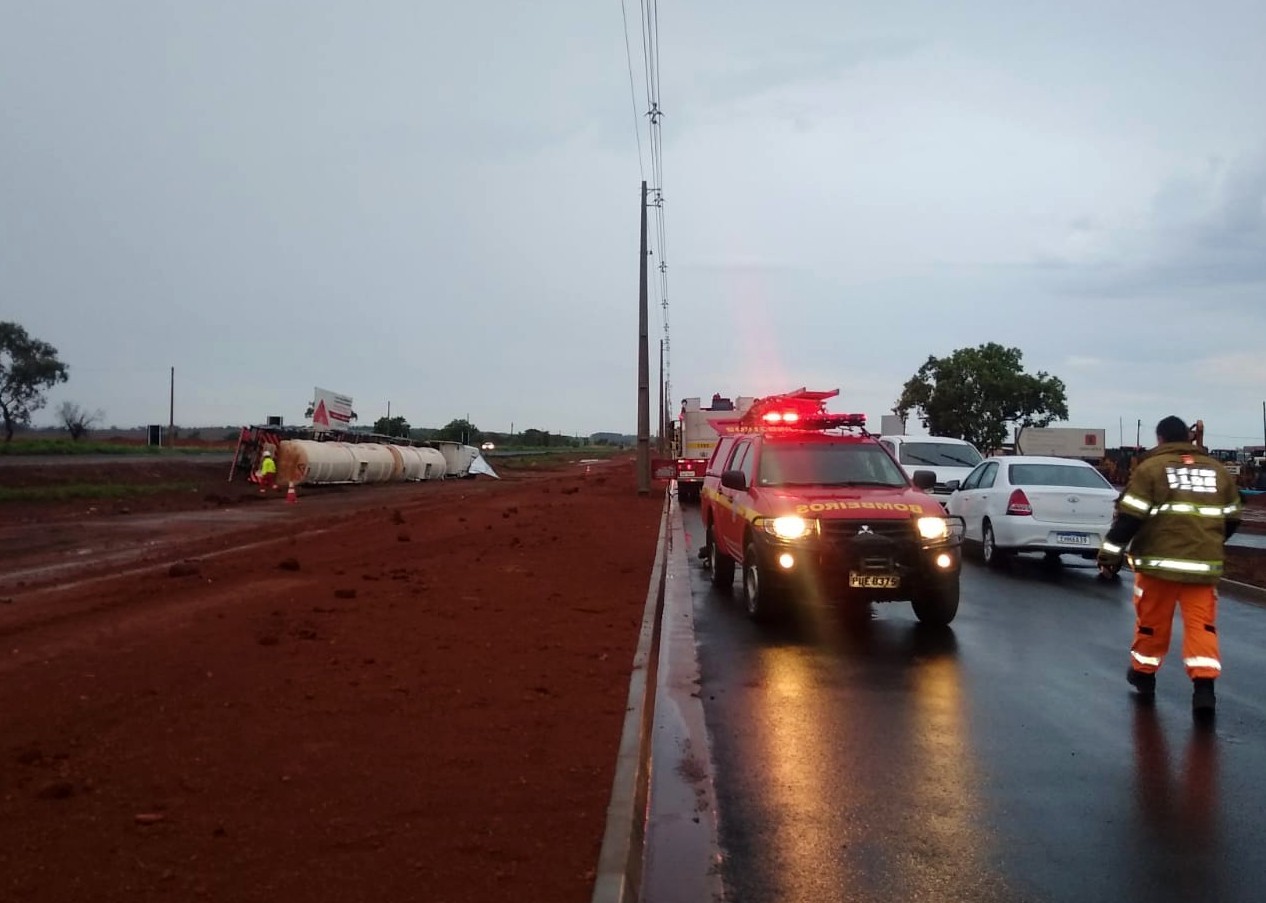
313,399,330,427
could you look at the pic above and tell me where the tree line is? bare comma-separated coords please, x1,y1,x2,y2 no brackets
368,416,614,448
5,319,1069,451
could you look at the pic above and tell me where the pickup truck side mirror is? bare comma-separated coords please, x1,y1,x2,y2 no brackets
912,470,937,491
943,479,961,493
720,469,747,491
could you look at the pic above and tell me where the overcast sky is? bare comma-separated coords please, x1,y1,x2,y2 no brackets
3,2,1264,446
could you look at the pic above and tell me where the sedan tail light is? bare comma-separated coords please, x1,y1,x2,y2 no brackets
1006,488,1033,516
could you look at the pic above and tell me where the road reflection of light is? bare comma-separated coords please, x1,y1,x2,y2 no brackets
1129,708,1223,898
750,645,852,900
909,654,994,876
748,628,1009,901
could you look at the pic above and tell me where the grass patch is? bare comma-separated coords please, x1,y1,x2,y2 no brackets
0,482,199,503
494,447,628,470
1,440,233,456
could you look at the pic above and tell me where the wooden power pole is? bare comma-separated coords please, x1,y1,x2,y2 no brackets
637,180,651,494
658,339,664,453
168,366,175,448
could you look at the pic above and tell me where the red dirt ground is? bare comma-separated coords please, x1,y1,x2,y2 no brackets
0,454,665,903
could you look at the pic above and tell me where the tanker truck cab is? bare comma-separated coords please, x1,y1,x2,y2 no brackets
700,389,965,625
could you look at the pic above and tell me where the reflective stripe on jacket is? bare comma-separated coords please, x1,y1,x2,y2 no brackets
1111,443,1240,584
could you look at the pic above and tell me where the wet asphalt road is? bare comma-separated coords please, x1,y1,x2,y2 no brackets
680,507,1266,903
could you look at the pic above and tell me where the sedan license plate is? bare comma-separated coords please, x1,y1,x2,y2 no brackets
1056,532,1090,546
849,572,900,589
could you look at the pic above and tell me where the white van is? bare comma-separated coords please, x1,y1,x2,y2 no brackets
878,435,983,496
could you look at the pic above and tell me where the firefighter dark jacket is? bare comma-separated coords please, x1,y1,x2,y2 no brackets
1102,442,1242,584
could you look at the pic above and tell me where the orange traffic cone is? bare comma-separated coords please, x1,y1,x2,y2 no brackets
285,483,297,504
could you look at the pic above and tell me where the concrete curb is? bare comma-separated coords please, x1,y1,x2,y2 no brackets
590,493,671,903
640,491,726,902
1220,578,1266,605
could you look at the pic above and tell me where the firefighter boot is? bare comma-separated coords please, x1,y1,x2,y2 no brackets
1126,667,1155,699
1192,678,1216,717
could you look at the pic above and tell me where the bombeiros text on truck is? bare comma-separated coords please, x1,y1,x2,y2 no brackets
698,388,966,625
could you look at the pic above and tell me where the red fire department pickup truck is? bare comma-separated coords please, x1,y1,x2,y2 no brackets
698,389,965,625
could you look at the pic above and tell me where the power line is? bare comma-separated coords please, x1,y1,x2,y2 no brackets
618,0,645,180
640,0,670,410
621,0,671,410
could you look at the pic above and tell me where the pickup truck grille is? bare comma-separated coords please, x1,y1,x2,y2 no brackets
818,520,917,570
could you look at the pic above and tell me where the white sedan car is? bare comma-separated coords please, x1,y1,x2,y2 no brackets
945,456,1118,567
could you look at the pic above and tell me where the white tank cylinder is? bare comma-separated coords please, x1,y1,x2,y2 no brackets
348,443,400,483
397,446,448,481
278,440,358,485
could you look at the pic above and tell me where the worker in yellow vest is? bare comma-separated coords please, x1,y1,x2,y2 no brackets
257,449,278,494
1098,416,1241,717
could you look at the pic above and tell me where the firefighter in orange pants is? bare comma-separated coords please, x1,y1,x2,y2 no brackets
1098,416,1241,716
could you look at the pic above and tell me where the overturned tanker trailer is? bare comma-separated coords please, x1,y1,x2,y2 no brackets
230,426,497,486
276,440,448,486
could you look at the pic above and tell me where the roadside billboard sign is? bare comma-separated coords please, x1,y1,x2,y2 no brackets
311,387,354,433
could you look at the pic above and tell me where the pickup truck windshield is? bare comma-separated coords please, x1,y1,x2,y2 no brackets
898,442,982,469
758,443,907,488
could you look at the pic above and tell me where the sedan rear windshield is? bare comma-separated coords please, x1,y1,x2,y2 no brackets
898,442,982,468
1008,463,1112,489
758,443,907,488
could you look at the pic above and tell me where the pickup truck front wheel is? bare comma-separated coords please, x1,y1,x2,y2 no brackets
708,526,735,588
911,578,960,627
743,541,784,623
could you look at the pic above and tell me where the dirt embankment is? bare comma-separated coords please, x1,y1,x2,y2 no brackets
0,454,665,903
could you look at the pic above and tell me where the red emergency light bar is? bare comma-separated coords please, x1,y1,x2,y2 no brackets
761,410,801,424
811,413,867,429
736,388,865,433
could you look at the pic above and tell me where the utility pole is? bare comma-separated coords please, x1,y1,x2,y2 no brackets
637,180,651,494
657,339,664,453
1136,419,1142,449
168,366,175,448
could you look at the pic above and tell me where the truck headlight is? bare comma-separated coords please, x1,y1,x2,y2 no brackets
761,516,816,540
916,516,950,541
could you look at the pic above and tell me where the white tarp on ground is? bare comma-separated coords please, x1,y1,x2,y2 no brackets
468,451,499,479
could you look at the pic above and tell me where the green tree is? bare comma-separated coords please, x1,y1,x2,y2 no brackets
0,322,69,443
373,415,411,437
893,343,1068,452
437,418,480,444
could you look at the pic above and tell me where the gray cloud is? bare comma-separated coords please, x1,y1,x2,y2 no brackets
2,1,1265,443
1034,149,1266,297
